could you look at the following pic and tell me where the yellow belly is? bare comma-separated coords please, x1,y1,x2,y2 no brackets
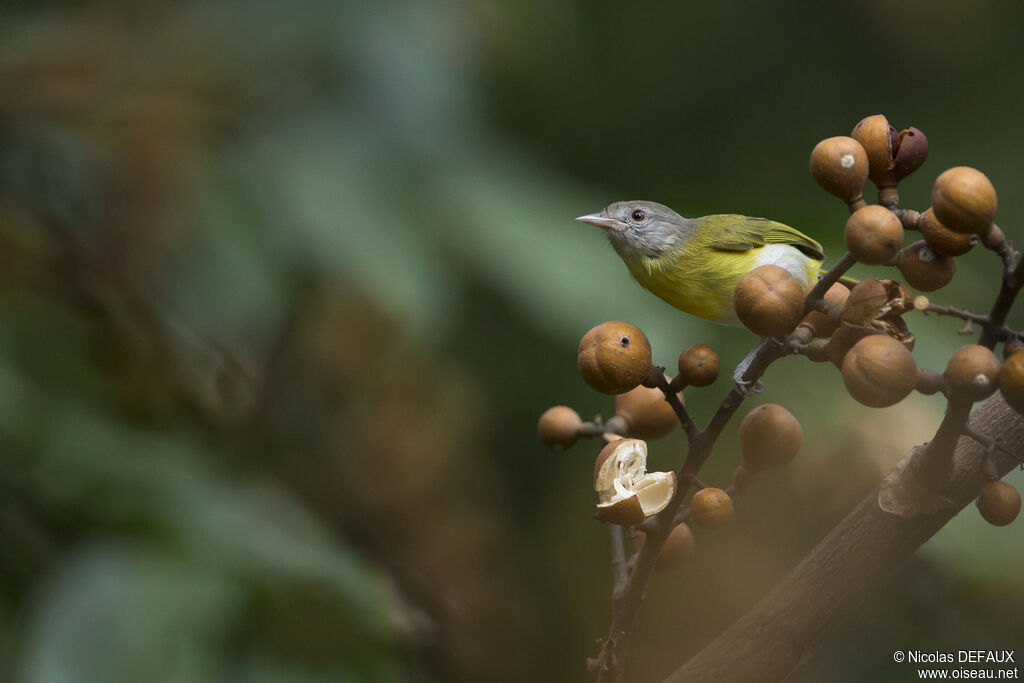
625,245,820,324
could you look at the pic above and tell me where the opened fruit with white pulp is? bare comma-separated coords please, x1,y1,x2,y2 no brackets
593,439,676,526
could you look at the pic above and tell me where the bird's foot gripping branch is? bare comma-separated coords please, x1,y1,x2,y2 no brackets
538,114,1024,683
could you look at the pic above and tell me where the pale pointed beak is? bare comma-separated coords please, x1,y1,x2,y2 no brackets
576,213,628,231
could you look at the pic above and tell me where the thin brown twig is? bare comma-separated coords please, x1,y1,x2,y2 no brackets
921,303,990,327
979,231,1024,347
653,370,699,440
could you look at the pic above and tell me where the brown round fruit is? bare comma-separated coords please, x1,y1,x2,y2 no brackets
841,334,918,408
614,384,681,440
537,406,583,448
851,114,896,187
734,265,805,338
826,324,882,368
801,282,850,339
689,488,733,529
739,404,803,471
944,345,1000,403
809,136,869,204
919,207,977,257
841,278,912,326
1004,338,1024,359
636,523,696,571
932,166,997,235
892,127,929,182
677,344,720,387
657,523,695,570
998,351,1024,415
578,321,653,394
897,240,956,292
845,205,904,265
977,481,1021,527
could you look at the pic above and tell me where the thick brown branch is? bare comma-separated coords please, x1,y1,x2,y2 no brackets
664,395,1024,683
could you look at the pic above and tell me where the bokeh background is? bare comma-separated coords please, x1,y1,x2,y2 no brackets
1,1,1023,682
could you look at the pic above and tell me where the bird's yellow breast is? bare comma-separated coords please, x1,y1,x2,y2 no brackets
624,239,820,324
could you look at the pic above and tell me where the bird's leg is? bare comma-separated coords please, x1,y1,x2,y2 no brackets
731,337,783,397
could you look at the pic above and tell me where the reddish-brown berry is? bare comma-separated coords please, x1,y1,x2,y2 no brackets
636,523,696,571
919,207,977,257
977,481,1021,526
734,265,805,338
932,166,997,235
845,205,904,265
613,384,681,440
739,404,803,471
897,241,957,292
801,282,850,339
998,352,1024,415
851,114,896,187
809,136,869,206
577,321,653,394
689,488,734,529
677,344,720,387
537,406,583,448
841,334,918,407
944,345,1000,403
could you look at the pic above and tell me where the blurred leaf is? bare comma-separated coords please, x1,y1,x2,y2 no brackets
19,545,233,683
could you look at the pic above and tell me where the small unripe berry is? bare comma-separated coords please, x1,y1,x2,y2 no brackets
842,334,918,408
538,406,583,448
636,523,695,571
689,487,733,529
998,352,1024,415
801,282,850,338
844,205,904,265
613,384,681,440
932,166,997,235
578,321,653,394
677,344,720,387
897,240,957,292
977,481,1021,527
739,404,802,471
919,207,977,257
734,265,805,338
809,136,868,206
944,345,1000,402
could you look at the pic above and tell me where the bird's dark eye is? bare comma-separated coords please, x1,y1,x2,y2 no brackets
631,209,647,222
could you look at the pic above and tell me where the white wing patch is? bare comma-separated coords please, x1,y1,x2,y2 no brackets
753,245,814,287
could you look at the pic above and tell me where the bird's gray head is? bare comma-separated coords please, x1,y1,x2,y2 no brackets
576,200,692,259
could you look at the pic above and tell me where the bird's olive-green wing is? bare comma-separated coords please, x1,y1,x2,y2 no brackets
703,215,824,261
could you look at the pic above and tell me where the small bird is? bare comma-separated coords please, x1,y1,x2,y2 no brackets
576,200,824,326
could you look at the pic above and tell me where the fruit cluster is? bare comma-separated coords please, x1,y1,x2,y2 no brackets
539,114,1023,578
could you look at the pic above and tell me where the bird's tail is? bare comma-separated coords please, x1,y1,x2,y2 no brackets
839,275,859,288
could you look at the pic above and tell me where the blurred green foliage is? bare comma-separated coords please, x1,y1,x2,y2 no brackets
0,1,1022,682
